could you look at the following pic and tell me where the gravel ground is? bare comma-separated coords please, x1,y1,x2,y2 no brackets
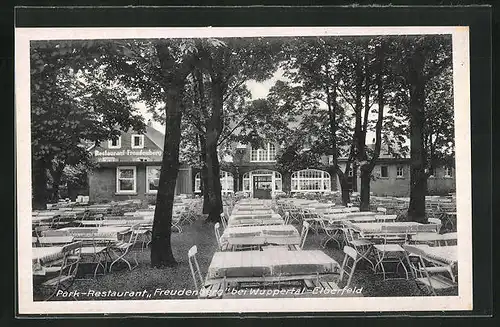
34,216,457,301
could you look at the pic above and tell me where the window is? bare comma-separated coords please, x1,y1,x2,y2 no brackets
108,136,121,149
396,166,404,178
380,166,388,178
131,134,144,149
194,173,202,193
428,167,435,178
146,166,160,193
291,169,331,192
268,144,276,161
194,171,234,193
250,143,277,162
220,171,234,194
444,166,453,178
116,166,136,193
242,170,282,193
347,166,354,177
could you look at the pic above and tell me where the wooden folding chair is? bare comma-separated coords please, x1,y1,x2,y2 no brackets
297,221,310,250
214,222,222,249
188,245,224,299
404,248,457,296
40,241,82,301
342,227,375,271
108,225,139,272
372,226,409,281
318,218,342,249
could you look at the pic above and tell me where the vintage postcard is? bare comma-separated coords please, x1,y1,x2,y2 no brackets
16,25,472,314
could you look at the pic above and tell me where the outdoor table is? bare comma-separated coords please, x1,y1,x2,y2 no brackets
231,209,274,215
348,222,423,238
205,249,340,283
58,226,130,241
227,218,284,227
32,215,57,224
344,211,376,217
36,236,74,246
230,213,281,220
322,213,376,223
32,246,64,264
100,219,152,226
403,244,457,266
410,232,457,246
220,225,300,248
402,244,458,281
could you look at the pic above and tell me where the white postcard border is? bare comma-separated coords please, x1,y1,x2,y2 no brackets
15,26,472,314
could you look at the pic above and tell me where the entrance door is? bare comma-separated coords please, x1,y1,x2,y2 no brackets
253,175,272,199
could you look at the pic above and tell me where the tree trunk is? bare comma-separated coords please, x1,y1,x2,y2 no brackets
351,162,358,192
359,166,371,211
360,42,386,213
204,131,223,223
49,162,66,202
32,158,48,210
151,87,183,268
203,78,224,223
339,177,351,206
282,172,291,194
335,167,351,206
407,48,428,223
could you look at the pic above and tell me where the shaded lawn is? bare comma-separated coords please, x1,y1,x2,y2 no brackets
34,216,456,301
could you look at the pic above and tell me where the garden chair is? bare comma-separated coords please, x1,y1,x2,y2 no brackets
372,225,409,281
39,241,82,301
297,221,310,250
403,245,457,296
78,232,110,279
337,246,359,288
342,227,375,271
171,212,183,233
318,218,343,249
214,222,222,249
300,208,321,234
283,211,290,225
188,245,225,299
220,213,227,230
304,246,360,293
108,225,139,272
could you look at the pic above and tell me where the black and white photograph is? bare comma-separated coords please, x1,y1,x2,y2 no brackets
16,25,472,314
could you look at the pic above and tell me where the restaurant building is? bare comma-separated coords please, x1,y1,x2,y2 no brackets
88,126,455,201
87,122,193,203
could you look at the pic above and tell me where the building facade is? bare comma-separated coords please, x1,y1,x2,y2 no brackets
87,124,193,203
88,127,455,201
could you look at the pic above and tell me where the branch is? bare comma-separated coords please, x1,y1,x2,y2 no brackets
217,109,254,146
185,111,206,134
336,87,357,112
223,79,246,102
425,56,452,81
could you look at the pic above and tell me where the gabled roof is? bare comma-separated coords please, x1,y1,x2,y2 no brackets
145,124,165,150
86,124,165,152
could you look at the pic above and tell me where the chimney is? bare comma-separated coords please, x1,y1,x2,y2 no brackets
147,119,152,127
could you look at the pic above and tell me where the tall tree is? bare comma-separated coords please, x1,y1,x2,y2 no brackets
357,39,389,211
393,35,453,222
30,41,145,209
273,37,365,205
148,40,196,266
184,38,280,222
